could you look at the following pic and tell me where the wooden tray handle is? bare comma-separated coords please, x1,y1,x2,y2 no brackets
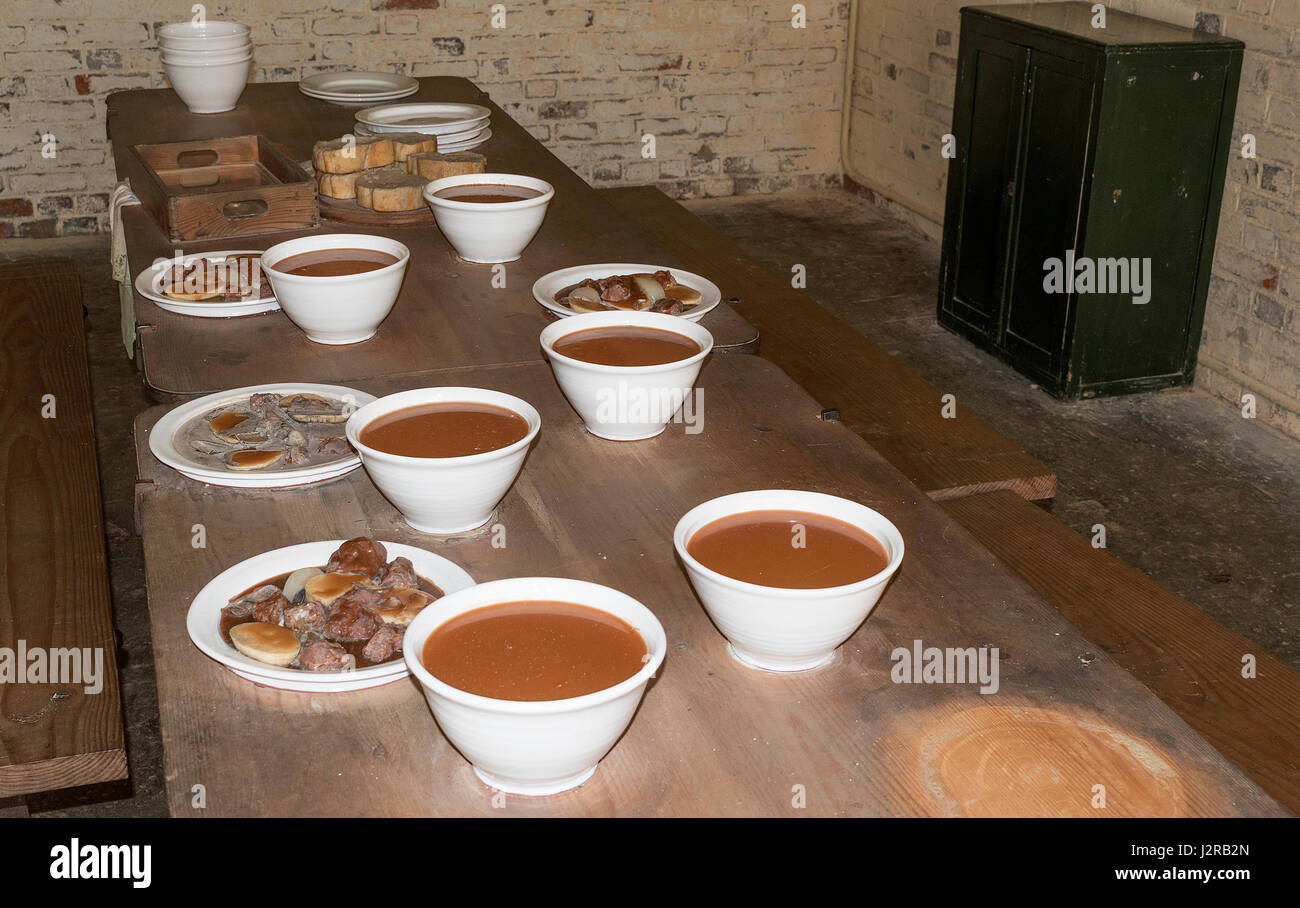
222,199,270,220
176,149,219,168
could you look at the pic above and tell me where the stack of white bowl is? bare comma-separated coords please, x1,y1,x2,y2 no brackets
159,21,252,114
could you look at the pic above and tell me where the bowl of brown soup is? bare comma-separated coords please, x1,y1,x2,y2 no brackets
345,386,541,534
540,310,714,440
422,173,553,263
674,490,905,672
261,233,409,345
403,576,667,795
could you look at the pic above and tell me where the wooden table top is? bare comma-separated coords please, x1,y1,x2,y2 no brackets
133,354,1283,816
0,261,127,798
107,78,758,399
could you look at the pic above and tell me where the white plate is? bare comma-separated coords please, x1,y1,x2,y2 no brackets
302,89,420,107
533,264,721,322
187,540,475,692
149,382,376,488
299,71,418,101
353,123,492,151
135,249,279,318
355,102,490,134
435,127,492,152
359,114,487,134
359,120,487,143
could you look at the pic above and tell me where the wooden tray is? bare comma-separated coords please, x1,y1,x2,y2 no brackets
126,134,318,243
318,193,434,226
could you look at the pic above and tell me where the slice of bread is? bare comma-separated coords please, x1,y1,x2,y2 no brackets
382,131,441,162
312,135,396,174
316,169,363,200
354,165,427,211
405,151,487,182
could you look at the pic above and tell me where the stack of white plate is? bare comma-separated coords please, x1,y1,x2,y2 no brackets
159,21,252,114
299,71,419,105
354,102,492,152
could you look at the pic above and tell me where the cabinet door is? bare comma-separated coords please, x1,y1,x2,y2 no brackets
1001,49,1096,378
939,32,1028,339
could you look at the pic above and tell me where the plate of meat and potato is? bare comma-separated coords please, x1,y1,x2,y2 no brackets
532,263,721,322
187,537,475,692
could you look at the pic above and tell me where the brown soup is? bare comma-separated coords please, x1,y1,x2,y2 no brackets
687,509,890,589
274,247,399,277
421,600,647,701
433,184,543,204
552,325,701,366
359,401,529,458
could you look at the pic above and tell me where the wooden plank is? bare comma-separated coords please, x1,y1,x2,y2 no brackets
134,355,1280,816
0,260,128,798
941,490,1300,814
106,80,757,398
600,186,1058,502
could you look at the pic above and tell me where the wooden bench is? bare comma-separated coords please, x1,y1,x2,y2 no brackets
941,490,1300,815
600,186,1057,502
0,259,127,803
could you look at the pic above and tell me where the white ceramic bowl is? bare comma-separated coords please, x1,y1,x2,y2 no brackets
404,577,667,795
261,233,409,344
160,35,252,51
422,173,553,263
158,21,250,46
540,311,713,440
161,49,252,66
163,55,251,113
674,490,905,672
345,387,541,534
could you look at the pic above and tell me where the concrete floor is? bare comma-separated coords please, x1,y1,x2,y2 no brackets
2,187,1296,817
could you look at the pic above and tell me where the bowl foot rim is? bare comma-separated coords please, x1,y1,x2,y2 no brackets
726,642,837,673
473,763,597,796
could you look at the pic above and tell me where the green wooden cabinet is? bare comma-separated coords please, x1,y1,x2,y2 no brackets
938,2,1243,399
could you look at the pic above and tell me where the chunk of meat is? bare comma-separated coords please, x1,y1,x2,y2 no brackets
334,585,383,610
361,625,404,663
600,280,631,302
221,601,253,621
248,393,279,417
225,584,286,624
252,590,289,626
652,269,678,287
325,537,388,579
316,435,351,457
299,640,356,673
283,600,326,634
376,556,418,590
325,600,381,642
649,298,684,316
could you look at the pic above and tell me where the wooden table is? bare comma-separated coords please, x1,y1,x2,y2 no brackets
107,79,758,400
133,355,1283,816
0,261,127,799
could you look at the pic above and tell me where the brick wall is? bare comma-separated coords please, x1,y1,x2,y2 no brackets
847,0,1300,439
0,0,848,238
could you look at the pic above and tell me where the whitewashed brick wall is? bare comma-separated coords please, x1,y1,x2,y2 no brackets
0,0,848,235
